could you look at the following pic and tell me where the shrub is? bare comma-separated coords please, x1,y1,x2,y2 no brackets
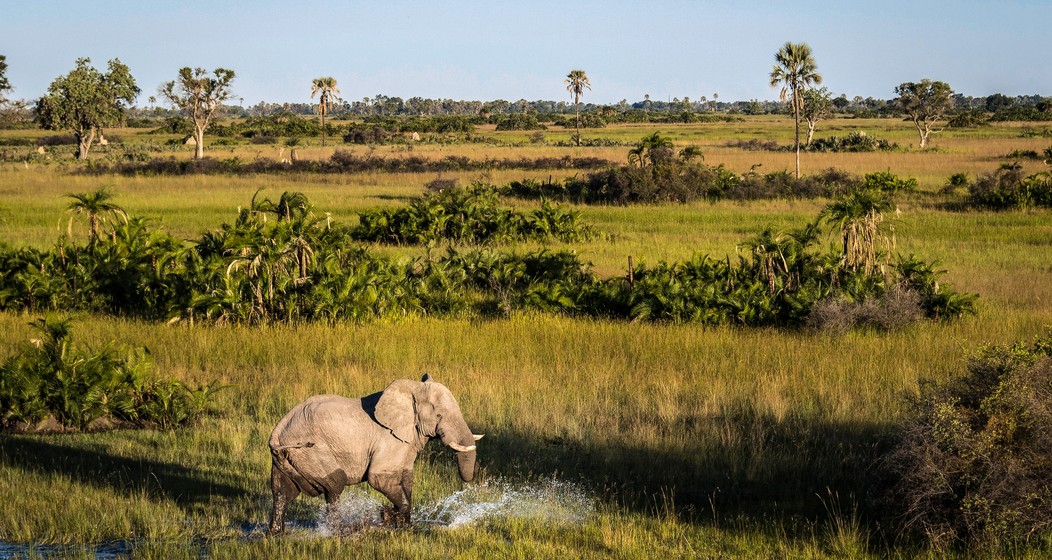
863,170,917,194
806,285,924,333
726,138,780,151
36,135,78,147
0,317,225,432
354,183,599,245
495,114,547,131
805,132,898,152
889,332,1052,548
968,165,1052,209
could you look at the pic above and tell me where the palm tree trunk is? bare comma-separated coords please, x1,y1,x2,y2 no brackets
793,90,801,179
574,94,581,147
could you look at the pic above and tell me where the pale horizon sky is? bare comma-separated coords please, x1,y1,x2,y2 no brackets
3,0,1049,107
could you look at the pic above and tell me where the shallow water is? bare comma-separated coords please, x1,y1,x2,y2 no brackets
415,477,595,528
0,477,595,557
0,540,131,559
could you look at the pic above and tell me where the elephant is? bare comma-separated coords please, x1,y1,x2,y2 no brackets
267,374,482,534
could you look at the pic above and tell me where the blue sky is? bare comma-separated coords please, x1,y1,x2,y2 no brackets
3,0,1049,106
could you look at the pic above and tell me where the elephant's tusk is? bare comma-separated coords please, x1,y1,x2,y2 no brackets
473,434,484,441
449,442,476,452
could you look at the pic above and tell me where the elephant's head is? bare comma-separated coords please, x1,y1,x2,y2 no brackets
374,375,483,482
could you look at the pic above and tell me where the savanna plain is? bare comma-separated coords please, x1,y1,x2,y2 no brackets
1,117,1051,558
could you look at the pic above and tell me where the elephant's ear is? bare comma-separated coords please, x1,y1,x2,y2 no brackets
375,379,419,444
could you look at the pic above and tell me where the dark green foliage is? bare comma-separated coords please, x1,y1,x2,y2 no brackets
505,162,911,205
354,183,599,245
494,114,547,131
343,115,480,143
948,110,989,128
895,256,978,320
891,332,1052,548
210,113,321,138
804,132,898,152
0,190,974,329
968,165,1052,209
81,151,611,176
0,317,224,432
552,113,606,129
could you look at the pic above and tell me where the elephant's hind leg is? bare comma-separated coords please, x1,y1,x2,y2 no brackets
269,463,300,535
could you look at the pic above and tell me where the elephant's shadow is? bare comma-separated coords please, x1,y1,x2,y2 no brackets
0,436,246,509
473,409,897,525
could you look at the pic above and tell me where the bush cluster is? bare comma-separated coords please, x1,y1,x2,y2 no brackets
504,162,911,204
966,165,1052,209
494,114,547,131
804,132,898,152
0,317,224,432
0,191,975,329
725,133,897,153
79,151,613,176
890,332,1052,548
344,115,481,143
354,183,600,245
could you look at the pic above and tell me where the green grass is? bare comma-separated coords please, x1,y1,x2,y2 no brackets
1,117,1052,557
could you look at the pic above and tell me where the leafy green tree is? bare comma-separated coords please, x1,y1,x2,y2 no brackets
801,86,833,145
160,67,236,159
311,76,340,146
894,79,955,148
34,58,139,159
769,42,823,178
565,69,591,146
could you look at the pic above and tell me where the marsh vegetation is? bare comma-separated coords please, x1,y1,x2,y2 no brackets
0,114,1051,557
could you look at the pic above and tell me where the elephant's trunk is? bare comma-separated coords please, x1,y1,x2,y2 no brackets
438,414,480,482
454,449,478,482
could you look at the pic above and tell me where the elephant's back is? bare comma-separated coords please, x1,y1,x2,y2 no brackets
270,394,366,446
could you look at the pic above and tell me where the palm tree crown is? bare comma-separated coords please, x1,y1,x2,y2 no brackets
565,70,591,146
311,77,341,146
66,188,127,244
769,42,822,178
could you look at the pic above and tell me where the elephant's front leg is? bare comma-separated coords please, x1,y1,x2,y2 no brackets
371,470,413,527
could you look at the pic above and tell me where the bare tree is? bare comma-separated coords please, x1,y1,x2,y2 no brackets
160,67,236,160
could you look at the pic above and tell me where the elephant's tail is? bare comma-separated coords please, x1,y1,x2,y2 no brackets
270,440,325,496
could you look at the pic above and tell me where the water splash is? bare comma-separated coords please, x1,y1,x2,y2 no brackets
315,489,385,536
416,477,595,528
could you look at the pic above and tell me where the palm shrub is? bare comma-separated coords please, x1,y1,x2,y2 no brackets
890,332,1052,548
354,183,598,245
0,317,224,432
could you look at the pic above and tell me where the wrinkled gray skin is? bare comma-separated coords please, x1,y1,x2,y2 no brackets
268,375,481,534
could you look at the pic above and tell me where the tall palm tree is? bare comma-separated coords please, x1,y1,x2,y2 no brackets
311,77,341,146
66,188,127,245
564,70,591,146
769,42,822,179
